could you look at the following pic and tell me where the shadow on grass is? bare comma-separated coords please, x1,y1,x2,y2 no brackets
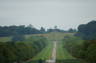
26,60,45,63
27,59,86,63
56,59,86,63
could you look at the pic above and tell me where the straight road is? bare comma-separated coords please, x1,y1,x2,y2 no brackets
46,41,57,63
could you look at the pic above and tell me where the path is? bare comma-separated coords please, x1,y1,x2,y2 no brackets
46,41,57,63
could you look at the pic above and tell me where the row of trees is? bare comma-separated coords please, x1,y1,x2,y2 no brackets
63,36,96,63
76,20,96,63
63,36,86,62
47,26,76,33
0,25,76,37
0,36,47,63
63,20,96,63
0,24,43,37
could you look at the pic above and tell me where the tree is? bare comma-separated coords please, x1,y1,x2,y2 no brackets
77,20,96,40
68,28,76,33
40,27,45,33
54,26,57,29
12,34,25,42
27,24,33,28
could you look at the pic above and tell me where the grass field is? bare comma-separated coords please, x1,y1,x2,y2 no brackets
32,42,53,60
29,32,76,62
56,41,74,60
0,32,74,42
0,32,81,63
0,36,11,42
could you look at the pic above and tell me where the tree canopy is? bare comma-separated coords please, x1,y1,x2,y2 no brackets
76,20,96,40
0,25,41,37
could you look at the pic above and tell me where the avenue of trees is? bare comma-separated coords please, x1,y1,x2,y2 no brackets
63,20,96,63
0,36,47,63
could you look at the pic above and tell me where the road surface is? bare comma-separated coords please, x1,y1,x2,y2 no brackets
46,41,57,63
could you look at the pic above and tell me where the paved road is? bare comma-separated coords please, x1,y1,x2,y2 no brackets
46,41,57,63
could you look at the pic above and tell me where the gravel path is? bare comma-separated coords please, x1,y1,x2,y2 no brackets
46,41,57,63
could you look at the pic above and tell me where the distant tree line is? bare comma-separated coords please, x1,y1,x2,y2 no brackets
47,26,76,33
0,25,41,37
0,25,76,37
47,28,65,33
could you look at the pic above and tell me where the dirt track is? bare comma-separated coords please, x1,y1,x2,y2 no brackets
46,41,57,63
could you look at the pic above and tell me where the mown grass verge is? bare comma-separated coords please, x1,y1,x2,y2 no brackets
56,41,74,60
32,41,53,60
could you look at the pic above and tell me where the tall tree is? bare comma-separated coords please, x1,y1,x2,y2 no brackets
40,27,45,33
77,20,96,40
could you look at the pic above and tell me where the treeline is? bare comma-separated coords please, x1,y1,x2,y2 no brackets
0,25,42,37
0,25,76,37
63,36,85,62
47,26,76,33
76,20,96,40
0,36,47,63
63,20,96,63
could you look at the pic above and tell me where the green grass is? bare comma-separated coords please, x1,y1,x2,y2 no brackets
0,36,11,42
0,32,78,62
32,42,53,60
45,32,74,41
31,32,75,60
56,41,75,60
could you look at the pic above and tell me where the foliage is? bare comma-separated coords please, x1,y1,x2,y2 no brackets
12,34,25,42
0,36,47,63
76,20,96,40
0,25,42,37
40,27,46,33
67,28,77,33
80,40,96,63
63,34,96,63
47,28,65,33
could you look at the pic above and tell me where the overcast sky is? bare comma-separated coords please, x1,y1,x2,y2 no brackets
0,0,96,30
